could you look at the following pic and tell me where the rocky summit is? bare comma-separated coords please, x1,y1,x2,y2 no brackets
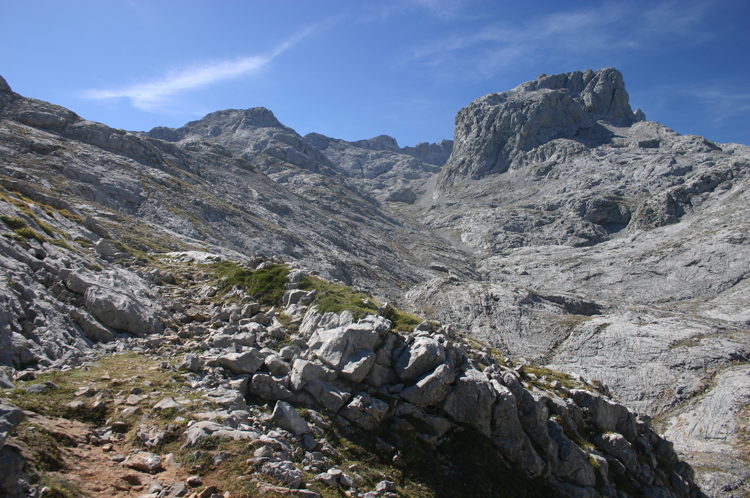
0,67,747,498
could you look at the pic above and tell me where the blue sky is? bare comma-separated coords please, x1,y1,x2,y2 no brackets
1,0,749,147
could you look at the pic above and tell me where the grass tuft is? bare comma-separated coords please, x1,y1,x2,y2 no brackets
211,261,290,305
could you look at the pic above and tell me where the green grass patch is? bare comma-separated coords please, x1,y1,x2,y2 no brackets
298,275,378,320
524,365,579,390
14,227,47,242
210,261,290,305
0,215,27,229
74,236,92,247
296,275,424,331
50,239,74,251
1,352,192,422
384,306,423,333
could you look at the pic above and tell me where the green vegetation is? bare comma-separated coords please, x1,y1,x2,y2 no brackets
14,226,47,242
1,352,195,423
298,275,378,319
0,215,27,229
298,275,423,331
524,364,579,391
383,305,423,333
210,261,291,305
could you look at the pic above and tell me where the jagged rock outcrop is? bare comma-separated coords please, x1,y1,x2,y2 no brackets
440,67,640,183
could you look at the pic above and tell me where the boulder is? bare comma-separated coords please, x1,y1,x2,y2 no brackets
548,420,597,487
153,397,184,412
364,362,399,388
247,373,292,401
0,446,24,498
290,358,336,391
440,369,496,437
83,284,163,337
94,239,119,257
0,369,13,389
489,381,544,478
339,349,376,383
308,322,382,370
0,404,24,451
399,364,455,407
258,460,302,489
594,432,638,473
182,421,259,448
308,321,387,382
340,393,389,430
272,401,309,435
283,289,306,307
304,378,352,412
572,389,636,440
217,350,265,375
265,354,291,376
123,452,163,473
394,336,445,381
180,353,201,373
210,332,255,349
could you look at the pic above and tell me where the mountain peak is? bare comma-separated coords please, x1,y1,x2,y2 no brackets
352,134,401,152
441,67,641,182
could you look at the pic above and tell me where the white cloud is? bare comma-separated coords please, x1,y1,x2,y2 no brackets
405,2,711,79
684,86,750,124
82,26,316,111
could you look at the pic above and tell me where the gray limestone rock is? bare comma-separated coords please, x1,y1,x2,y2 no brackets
271,400,309,435
217,350,265,375
290,358,336,391
399,364,455,407
308,321,384,381
247,373,292,401
594,433,638,473
0,369,13,389
303,378,352,412
548,420,597,487
489,381,544,478
123,452,163,473
339,393,389,430
0,404,24,451
440,68,635,183
258,460,302,489
180,353,201,373
572,390,636,440
153,397,184,412
0,446,24,498
182,421,259,449
0,70,740,494
440,369,496,437
394,336,445,381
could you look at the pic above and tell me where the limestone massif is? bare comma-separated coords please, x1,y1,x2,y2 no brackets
0,67,748,497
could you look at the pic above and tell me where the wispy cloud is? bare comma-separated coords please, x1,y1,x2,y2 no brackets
698,89,750,123
82,26,316,111
405,2,711,80
672,85,750,124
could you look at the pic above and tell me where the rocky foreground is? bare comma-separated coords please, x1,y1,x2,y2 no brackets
0,250,701,498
